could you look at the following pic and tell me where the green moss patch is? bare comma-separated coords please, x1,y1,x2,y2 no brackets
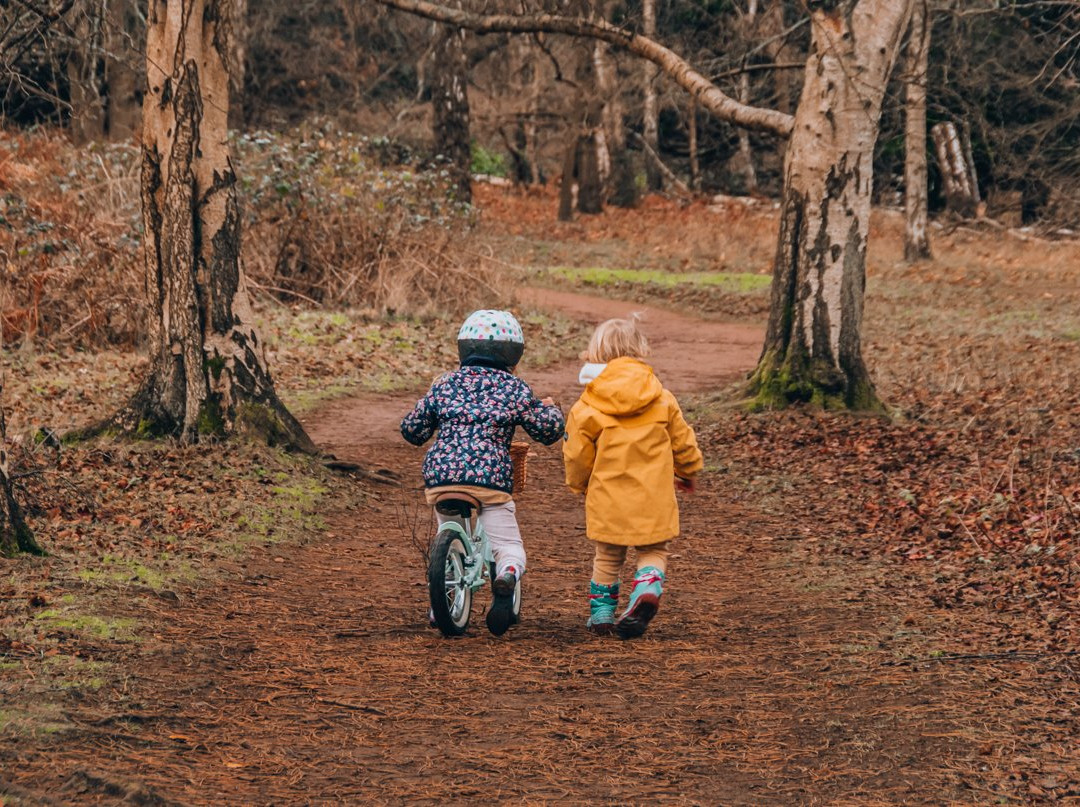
546,266,772,294
33,609,138,642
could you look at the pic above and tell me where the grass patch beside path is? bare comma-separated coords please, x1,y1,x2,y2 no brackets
547,266,772,294
532,264,772,320
261,306,588,413
0,438,348,747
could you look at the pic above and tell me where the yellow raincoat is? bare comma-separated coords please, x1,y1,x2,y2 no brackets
563,357,704,545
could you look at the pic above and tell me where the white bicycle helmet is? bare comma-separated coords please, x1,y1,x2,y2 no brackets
457,309,525,368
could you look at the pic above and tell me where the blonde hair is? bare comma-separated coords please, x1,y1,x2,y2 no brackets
583,315,650,363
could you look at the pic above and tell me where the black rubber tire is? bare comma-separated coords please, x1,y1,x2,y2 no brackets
429,529,472,637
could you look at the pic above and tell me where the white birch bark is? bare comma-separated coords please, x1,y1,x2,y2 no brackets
642,0,661,191
903,0,932,261
736,0,759,194
932,121,978,217
750,0,914,410
106,0,312,449
431,0,472,203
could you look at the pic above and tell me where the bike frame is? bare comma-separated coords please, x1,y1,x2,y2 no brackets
435,512,494,591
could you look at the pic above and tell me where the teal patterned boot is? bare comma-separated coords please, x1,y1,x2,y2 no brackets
616,566,664,639
586,581,620,635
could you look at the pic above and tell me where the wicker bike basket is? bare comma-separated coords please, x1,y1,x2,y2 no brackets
510,441,532,493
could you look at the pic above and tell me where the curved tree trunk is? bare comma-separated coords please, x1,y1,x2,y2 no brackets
431,6,472,203
100,0,313,451
372,0,795,138
748,0,913,411
903,0,932,262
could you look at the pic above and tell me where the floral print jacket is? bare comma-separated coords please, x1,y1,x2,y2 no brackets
401,366,565,493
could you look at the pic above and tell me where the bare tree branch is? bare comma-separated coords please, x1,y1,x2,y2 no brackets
369,0,796,137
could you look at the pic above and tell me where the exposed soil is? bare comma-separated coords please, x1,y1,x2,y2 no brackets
5,289,1062,805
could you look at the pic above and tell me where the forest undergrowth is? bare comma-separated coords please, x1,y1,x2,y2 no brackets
0,123,509,350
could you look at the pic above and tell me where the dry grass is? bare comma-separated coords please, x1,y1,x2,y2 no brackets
0,125,509,350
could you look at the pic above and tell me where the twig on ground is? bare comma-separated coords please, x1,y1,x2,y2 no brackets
886,650,1080,666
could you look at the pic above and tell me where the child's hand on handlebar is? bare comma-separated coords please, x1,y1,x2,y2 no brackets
675,476,696,493
540,396,559,408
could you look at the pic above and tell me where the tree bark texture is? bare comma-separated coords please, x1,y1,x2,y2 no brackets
372,0,795,138
66,0,142,143
931,121,979,217
591,42,613,190
0,380,42,558
736,0,760,195
903,0,932,261
576,130,604,214
431,8,472,203
558,137,576,221
641,0,661,191
688,98,699,190
0,447,41,558
109,0,313,450
592,37,636,207
749,0,913,411
557,125,605,218
66,3,106,144
763,1,793,116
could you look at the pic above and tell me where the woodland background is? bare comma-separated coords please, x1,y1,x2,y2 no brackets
1,1,1079,802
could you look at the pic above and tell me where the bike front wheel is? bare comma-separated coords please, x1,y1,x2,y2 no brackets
429,529,473,636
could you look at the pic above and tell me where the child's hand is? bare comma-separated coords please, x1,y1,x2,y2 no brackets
540,396,559,408
675,476,696,493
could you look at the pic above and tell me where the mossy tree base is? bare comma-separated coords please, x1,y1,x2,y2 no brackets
742,4,909,416
71,376,318,455
746,348,885,413
70,1,316,456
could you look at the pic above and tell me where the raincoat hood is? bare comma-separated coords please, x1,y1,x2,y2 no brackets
581,357,663,417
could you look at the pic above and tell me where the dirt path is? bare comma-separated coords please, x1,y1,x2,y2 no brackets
11,291,999,804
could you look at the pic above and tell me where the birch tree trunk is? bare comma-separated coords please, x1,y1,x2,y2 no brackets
99,0,313,450
903,0,931,261
591,41,613,190
748,0,913,411
688,98,699,190
66,3,106,144
641,0,661,191
763,1,793,116
931,121,979,217
736,0,759,195
431,7,472,203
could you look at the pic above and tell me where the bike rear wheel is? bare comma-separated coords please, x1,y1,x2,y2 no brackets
429,529,472,636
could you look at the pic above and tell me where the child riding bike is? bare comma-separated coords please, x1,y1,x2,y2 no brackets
400,310,564,635
563,316,703,638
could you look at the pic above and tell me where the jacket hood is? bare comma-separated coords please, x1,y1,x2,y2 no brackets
582,357,663,416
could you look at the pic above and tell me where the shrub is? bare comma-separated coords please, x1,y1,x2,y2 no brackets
0,124,508,348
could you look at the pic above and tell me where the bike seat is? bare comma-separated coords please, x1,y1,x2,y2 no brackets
433,491,483,518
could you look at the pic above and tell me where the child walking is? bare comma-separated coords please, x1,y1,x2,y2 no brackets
563,317,703,638
401,310,565,636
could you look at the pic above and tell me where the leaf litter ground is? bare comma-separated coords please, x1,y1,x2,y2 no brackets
2,186,1079,803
